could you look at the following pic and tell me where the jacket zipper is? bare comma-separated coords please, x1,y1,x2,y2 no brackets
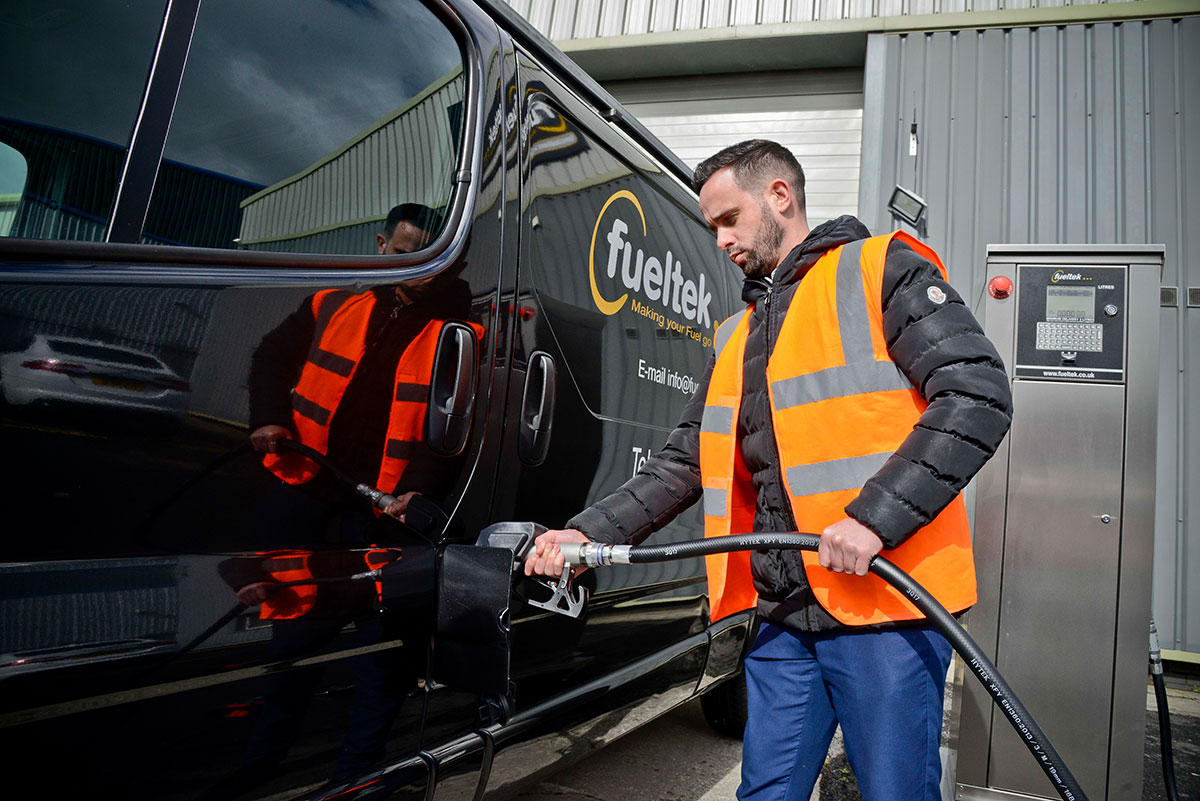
368,292,404,350
762,281,797,533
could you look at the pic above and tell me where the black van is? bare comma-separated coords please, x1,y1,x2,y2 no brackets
0,0,748,798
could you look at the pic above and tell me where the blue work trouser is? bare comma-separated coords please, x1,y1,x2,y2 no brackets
738,621,954,801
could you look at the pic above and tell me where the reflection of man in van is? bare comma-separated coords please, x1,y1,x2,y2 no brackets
213,204,471,795
248,203,465,527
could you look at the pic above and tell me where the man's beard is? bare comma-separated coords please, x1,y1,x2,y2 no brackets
738,205,785,278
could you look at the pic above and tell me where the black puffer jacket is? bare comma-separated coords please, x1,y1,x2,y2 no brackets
568,216,1013,632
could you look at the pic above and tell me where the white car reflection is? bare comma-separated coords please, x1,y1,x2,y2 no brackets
0,335,191,416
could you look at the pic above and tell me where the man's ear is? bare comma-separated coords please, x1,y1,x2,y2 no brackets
764,179,793,214
376,233,387,254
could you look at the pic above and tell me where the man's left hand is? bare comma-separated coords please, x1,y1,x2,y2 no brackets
818,517,883,576
383,491,420,522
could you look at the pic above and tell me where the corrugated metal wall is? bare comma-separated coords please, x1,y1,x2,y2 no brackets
859,18,1200,652
237,71,465,252
505,0,1148,39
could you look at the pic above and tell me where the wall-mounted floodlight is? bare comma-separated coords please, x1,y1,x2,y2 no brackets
887,185,927,226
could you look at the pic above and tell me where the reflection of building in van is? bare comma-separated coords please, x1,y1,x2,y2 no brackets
236,69,465,254
0,119,260,247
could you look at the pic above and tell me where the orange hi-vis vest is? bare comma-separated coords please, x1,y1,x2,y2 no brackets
262,289,442,493
699,233,976,626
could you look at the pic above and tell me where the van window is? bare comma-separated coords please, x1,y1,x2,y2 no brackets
145,0,466,254
0,0,166,242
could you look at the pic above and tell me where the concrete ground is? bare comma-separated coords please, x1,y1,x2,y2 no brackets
511,669,1200,801
1141,677,1200,801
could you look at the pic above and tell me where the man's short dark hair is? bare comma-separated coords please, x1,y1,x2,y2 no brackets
383,203,440,239
693,140,806,212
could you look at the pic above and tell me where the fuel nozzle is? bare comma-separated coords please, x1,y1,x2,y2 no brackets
474,522,588,618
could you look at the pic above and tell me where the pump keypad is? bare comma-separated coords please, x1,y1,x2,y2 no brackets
1035,322,1103,352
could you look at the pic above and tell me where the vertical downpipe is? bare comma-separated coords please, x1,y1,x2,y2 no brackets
1171,19,1189,651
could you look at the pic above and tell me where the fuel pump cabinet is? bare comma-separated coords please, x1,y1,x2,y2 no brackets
957,244,1164,801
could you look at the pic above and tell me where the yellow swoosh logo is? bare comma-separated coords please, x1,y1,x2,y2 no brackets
589,190,646,316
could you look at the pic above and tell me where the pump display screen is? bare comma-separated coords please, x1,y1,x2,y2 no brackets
1046,286,1095,322
1016,264,1126,381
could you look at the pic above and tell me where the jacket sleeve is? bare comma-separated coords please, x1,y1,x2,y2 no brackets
248,296,317,431
844,241,1013,548
565,355,711,546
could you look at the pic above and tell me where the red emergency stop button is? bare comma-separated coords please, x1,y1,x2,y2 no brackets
988,276,1013,300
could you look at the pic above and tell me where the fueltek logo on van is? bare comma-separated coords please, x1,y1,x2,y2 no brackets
589,190,714,337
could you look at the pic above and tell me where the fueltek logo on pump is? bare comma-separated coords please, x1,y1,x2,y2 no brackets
589,190,714,333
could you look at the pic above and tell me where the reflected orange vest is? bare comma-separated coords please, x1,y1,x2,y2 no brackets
699,233,976,626
259,551,318,620
262,289,442,493
258,548,396,620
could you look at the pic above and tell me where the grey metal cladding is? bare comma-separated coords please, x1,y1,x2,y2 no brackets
862,18,1200,650
506,0,1150,40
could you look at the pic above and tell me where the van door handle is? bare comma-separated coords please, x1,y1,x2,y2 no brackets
519,351,556,465
427,322,479,455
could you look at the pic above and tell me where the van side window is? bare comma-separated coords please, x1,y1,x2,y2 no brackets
0,0,166,242
145,0,465,254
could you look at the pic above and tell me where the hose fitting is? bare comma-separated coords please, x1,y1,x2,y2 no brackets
356,483,399,512
558,542,631,567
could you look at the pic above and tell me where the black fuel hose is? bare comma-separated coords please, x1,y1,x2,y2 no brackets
274,438,400,511
563,532,1089,801
137,438,385,544
1150,618,1181,801
274,438,360,491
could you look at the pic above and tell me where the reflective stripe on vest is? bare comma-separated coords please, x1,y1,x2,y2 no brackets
262,289,443,494
699,232,976,626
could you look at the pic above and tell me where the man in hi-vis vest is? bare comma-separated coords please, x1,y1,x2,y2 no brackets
525,140,1012,801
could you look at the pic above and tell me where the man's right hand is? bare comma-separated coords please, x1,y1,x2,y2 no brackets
523,528,590,578
250,424,292,453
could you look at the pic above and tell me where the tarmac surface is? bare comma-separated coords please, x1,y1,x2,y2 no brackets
510,675,1200,801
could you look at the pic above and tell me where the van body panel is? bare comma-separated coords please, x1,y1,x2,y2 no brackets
0,1,747,798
